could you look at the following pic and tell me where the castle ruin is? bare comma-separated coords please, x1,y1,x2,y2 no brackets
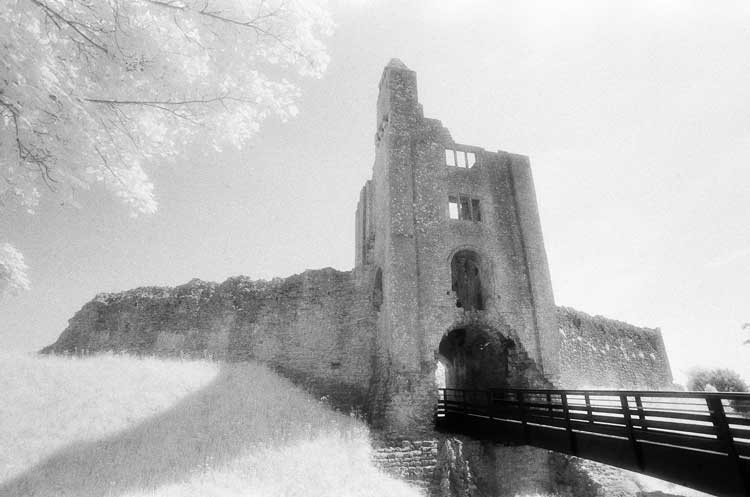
44,60,674,439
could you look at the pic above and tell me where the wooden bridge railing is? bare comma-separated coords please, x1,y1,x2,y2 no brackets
436,387,750,497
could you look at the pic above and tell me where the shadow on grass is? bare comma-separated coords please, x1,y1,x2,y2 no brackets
0,362,362,497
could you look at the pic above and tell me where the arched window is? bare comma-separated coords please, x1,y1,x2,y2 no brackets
451,250,484,310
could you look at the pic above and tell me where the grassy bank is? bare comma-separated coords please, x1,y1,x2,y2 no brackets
0,352,421,497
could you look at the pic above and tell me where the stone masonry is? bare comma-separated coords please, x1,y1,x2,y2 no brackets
359,59,560,436
558,306,673,389
44,59,674,437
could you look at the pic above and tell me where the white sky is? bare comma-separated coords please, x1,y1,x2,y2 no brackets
2,0,749,385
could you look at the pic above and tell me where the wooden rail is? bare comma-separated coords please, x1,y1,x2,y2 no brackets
436,388,750,497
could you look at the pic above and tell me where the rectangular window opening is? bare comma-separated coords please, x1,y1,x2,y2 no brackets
459,195,471,220
445,149,456,167
466,152,476,167
448,195,482,222
471,198,481,221
456,151,467,168
448,196,459,219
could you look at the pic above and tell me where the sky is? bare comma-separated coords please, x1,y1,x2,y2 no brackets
2,0,749,384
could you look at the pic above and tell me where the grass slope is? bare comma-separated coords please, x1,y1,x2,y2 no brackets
0,353,421,497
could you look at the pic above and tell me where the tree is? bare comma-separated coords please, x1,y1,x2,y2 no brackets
1,0,332,295
0,243,30,295
688,367,750,415
687,367,748,393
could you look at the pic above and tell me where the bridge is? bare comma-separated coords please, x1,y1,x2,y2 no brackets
435,388,750,497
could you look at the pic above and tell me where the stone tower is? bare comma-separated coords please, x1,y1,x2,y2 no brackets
44,58,674,441
355,59,560,436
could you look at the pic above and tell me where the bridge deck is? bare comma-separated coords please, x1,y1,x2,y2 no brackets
435,388,750,497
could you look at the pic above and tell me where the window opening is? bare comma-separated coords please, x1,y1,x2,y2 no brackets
456,151,467,168
471,199,481,222
445,149,456,167
372,268,383,310
451,250,484,310
448,196,459,219
445,148,477,168
459,196,471,220
448,195,481,222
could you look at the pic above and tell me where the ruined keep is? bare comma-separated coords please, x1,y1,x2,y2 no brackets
358,58,560,434
44,60,673,439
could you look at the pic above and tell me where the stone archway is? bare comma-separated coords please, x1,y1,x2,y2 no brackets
437,327,513,390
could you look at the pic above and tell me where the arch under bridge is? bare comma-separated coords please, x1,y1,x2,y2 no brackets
435,388,750,497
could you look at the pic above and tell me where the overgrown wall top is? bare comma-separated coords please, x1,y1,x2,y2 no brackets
43,268,377,409
557,307,673,389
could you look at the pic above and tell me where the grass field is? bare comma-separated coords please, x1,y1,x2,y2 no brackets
0,352,422,497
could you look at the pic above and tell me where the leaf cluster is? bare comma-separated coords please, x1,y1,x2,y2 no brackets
1,0,332,214
686,367,748,393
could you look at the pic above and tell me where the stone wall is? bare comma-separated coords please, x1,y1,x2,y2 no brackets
362,61,562,382
372,439,439,491
43,277,675,417
372,435,602,497
43,59,675,438
557,307,673,389
357,60,562,436
43,268,378,411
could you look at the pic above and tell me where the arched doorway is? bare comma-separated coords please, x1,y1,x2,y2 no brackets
437,327,511,390
451,250,484,310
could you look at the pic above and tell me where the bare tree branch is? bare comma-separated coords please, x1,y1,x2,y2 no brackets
0,97,57,189
93,145,127,187
2,0,330,216
85,95,256,106
142,0,316,69
28,0,110,55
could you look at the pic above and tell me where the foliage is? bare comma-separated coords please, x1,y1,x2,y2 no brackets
1,0,332,212
0,243,30,296
1,0,333,291
687,367,750,415
686,367,748,393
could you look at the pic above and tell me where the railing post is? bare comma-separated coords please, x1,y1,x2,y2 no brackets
561,392,577,455
620,394,644,470
706,396,749,496
634,394,647,430
487,390,493,420
517,390,530,444
584,392,594,424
